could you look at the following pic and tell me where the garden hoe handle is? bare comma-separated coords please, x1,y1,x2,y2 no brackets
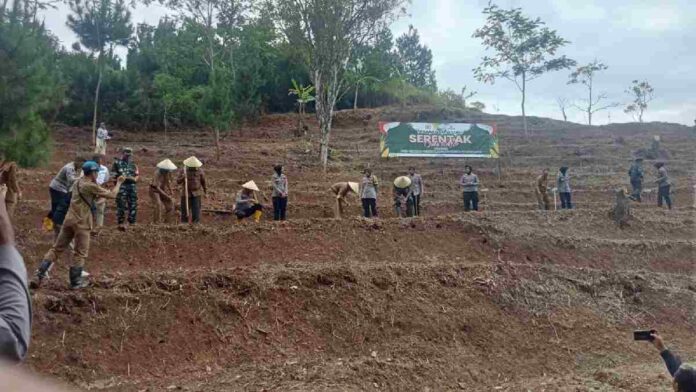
553,189,557,211
184,167,190,223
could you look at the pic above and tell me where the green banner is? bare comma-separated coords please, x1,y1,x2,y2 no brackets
379,122,499,158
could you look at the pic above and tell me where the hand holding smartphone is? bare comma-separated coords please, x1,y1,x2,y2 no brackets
634,329,657,341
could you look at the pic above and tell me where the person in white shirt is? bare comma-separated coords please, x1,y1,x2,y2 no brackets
95,122,111,155
92,155,110,231
48,156,85,237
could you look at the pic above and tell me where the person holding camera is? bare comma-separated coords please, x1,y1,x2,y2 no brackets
650,332,696,392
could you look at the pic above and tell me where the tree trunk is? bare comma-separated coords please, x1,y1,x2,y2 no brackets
296,103,304,137
320,123,331,170
317,99,333,171
353,84,359,111
163,105,168,143
214,127,221,161
311,65,342,171
521,74,528,137
92,52,103,146
587,82,593,126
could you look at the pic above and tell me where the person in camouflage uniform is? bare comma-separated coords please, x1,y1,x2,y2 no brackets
111,148,139,229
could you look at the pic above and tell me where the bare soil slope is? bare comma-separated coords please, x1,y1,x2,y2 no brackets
14,107,696,391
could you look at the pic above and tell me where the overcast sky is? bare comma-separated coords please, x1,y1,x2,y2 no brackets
41,0,696,125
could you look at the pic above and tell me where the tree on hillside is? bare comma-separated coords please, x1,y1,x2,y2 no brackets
272,0,407,170
555,97,569,122
151,0,247,160
624,80,654,123
153,73,185,142
473,3,575,136
341,27,398,109
344,59,381,111
460,85,477,108
395,25,436,91
288,79,314,136
0,0,62,166
67,0,132,144
567,60,617,126
469,101,485,111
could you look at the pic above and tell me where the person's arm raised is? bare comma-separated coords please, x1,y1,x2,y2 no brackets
651,332,682,377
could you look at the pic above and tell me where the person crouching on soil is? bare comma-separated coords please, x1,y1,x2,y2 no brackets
150,159,177,224
393,176,413,218
360,168,379,218
330,181,359,219
33,161,125,289
234,181,264,222
178,156,207,224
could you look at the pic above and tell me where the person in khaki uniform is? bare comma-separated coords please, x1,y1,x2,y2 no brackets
149,159,177,224
0,155,21,217
534,168,551,210
177,156,207,224
33,161,124,289
330,182,359,219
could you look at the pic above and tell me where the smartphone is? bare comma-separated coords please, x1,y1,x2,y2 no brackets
634,330,656,341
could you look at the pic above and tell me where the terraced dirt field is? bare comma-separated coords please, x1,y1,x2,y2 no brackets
14,107,696,391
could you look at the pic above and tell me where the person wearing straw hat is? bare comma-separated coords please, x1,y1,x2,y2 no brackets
111,147,139,230
150,159,177,224
33,161,125,289
393,176,412,218
330,181,359,219
234,181,264,222
359,168,379,218
177,156,207,224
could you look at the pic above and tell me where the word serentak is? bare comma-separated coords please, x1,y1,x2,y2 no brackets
408,134,472,147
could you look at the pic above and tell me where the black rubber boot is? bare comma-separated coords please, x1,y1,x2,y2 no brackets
69,266,89,289
30,260,54,289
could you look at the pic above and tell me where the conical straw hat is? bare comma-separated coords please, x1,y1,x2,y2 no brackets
348,182,359,194
242,180,259,191
156,159,177,171
183,156,203,168
394,176,412,189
